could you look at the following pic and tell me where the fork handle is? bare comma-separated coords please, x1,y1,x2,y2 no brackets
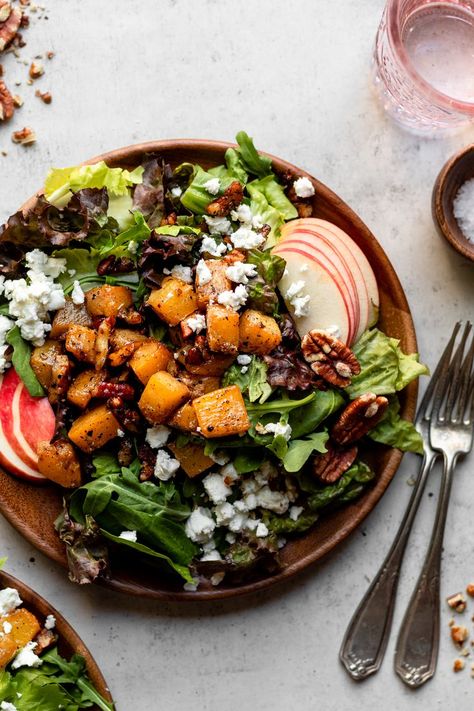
340,452,435,680
394,454,456,688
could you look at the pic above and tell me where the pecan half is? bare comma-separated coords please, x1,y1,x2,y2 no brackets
312,441,358,483
301,329,361,387
331,392,389,445
206,181,244,216
0,2,22,53
0,79,13,120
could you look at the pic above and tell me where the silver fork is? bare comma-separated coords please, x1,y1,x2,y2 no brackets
340,322,461,680
395,321,474,687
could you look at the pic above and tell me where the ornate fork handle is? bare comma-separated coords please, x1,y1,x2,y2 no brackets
340,452,436,680
394,455,455,687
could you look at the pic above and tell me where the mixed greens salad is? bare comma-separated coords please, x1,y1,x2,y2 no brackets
0,131,428,590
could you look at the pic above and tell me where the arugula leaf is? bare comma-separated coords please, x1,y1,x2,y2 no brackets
289,389,345,438
347,328,429,399
222,356,272,403
91,452,121,478
54,247,102,293
233,450,265,474
282,431,329,472
235,131,272,178
263,510,318,535
87,211,150,259
246,390,317,419
368,396,424,454
6,325,44,397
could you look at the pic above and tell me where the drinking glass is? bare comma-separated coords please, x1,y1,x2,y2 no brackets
373,0,474,133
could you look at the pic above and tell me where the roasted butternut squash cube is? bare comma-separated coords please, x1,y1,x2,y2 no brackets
50,298,92,339
30,340,64,389
37,439,83,488
239,309,282,355
168,442,214,478
195,259,232,309
147,278,198,326
129,340,172,384
206,304,239,355
0,634,18,669
85,285,134,317
193,385,250,438
168,401,199,432
67,369,103,409
138,371,190,424
2,608,41,648
65,325,96,364
68,404,121,452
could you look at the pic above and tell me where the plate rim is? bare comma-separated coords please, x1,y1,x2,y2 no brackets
0,138,418,601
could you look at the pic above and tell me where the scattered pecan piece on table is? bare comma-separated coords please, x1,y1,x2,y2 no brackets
301,329,361,387
0,2,22,52
0,79,13,120
206,181,244,217
312,441,358,483
331,392,389,445
11,126,36,144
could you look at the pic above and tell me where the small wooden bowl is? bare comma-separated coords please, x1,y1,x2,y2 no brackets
0,570,114,708
432,144,474,262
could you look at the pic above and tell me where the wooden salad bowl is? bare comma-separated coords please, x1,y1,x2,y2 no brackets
0,140,418,600
0,569,113,707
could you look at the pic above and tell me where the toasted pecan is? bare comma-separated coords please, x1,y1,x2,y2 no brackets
206,181,244,217
301,329,360,387
312,441,358,483
331,393,388,445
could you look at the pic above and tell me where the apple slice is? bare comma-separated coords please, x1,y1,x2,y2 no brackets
0,368,55,483
273,245,353,343
296,218,379,331
278,236,361,344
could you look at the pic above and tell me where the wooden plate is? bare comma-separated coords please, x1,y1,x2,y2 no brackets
0,139,418,600
0,569,113,707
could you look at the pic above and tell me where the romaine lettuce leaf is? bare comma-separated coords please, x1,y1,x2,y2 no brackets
45,161,144,208
180,166,236,214
368,396,424,454
247,176,297,245
234,131,272,178
347,328,429,399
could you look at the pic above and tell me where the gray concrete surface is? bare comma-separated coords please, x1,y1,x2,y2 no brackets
1,1,474,708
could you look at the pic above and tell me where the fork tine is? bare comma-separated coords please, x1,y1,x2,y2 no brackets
455,329,474,423
418,321,461,422
442,322,473,422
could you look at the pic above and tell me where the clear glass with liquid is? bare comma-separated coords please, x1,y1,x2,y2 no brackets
373,1,474,133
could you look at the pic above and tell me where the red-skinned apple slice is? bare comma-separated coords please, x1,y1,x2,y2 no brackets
0,368,55,482
278,236,362,343
273,245,354,344
292,218,379,335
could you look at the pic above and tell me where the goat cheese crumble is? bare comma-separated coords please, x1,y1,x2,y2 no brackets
185,507,216,543
237,354,251,366
225,261,257,284
289,506,304,521
186,314,206,334
71,280,85,305
0,314,14,373
2,621,12,634
203,177,220,195
230,226,265,250
217,284,248,310
200,235,228,257
258,421,292,441
170,186,182,198
44,614,56,630
0,588,22,617
196,259,212,285
170,264,193,284
203,215,231,235
154,449,180,481
146,425,171,448
231,204,252,224
293,177,315,198
119,530,138,542
203,472,232,504
285,280,310,318
11,641,43,670
1,702,18,711
256,486,290,514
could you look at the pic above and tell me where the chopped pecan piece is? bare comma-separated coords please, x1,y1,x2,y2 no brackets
301,329,361,387
451,626,469,646
331,393,389,445
206,180,243,216
34,628,57,653
97,255,135,276
295,202,313,218
312,441,358,483
29,60,43,79
447,592,467,613
0,2,22,52
0,79,13,120
138,441,155,481
35,88,51,103
107,396,142,434
11,126,36,144
453,658,465,672
96,382,135,400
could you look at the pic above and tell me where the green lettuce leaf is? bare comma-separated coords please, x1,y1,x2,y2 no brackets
283,431,329,472
347,328,429,399
180,166,236,214
263,510,318,535
45,161,144,208
234,131,272,178
307,460,374,511
6,325,45,397
247,176,297,245
368,396,424,454
222,356,272,403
